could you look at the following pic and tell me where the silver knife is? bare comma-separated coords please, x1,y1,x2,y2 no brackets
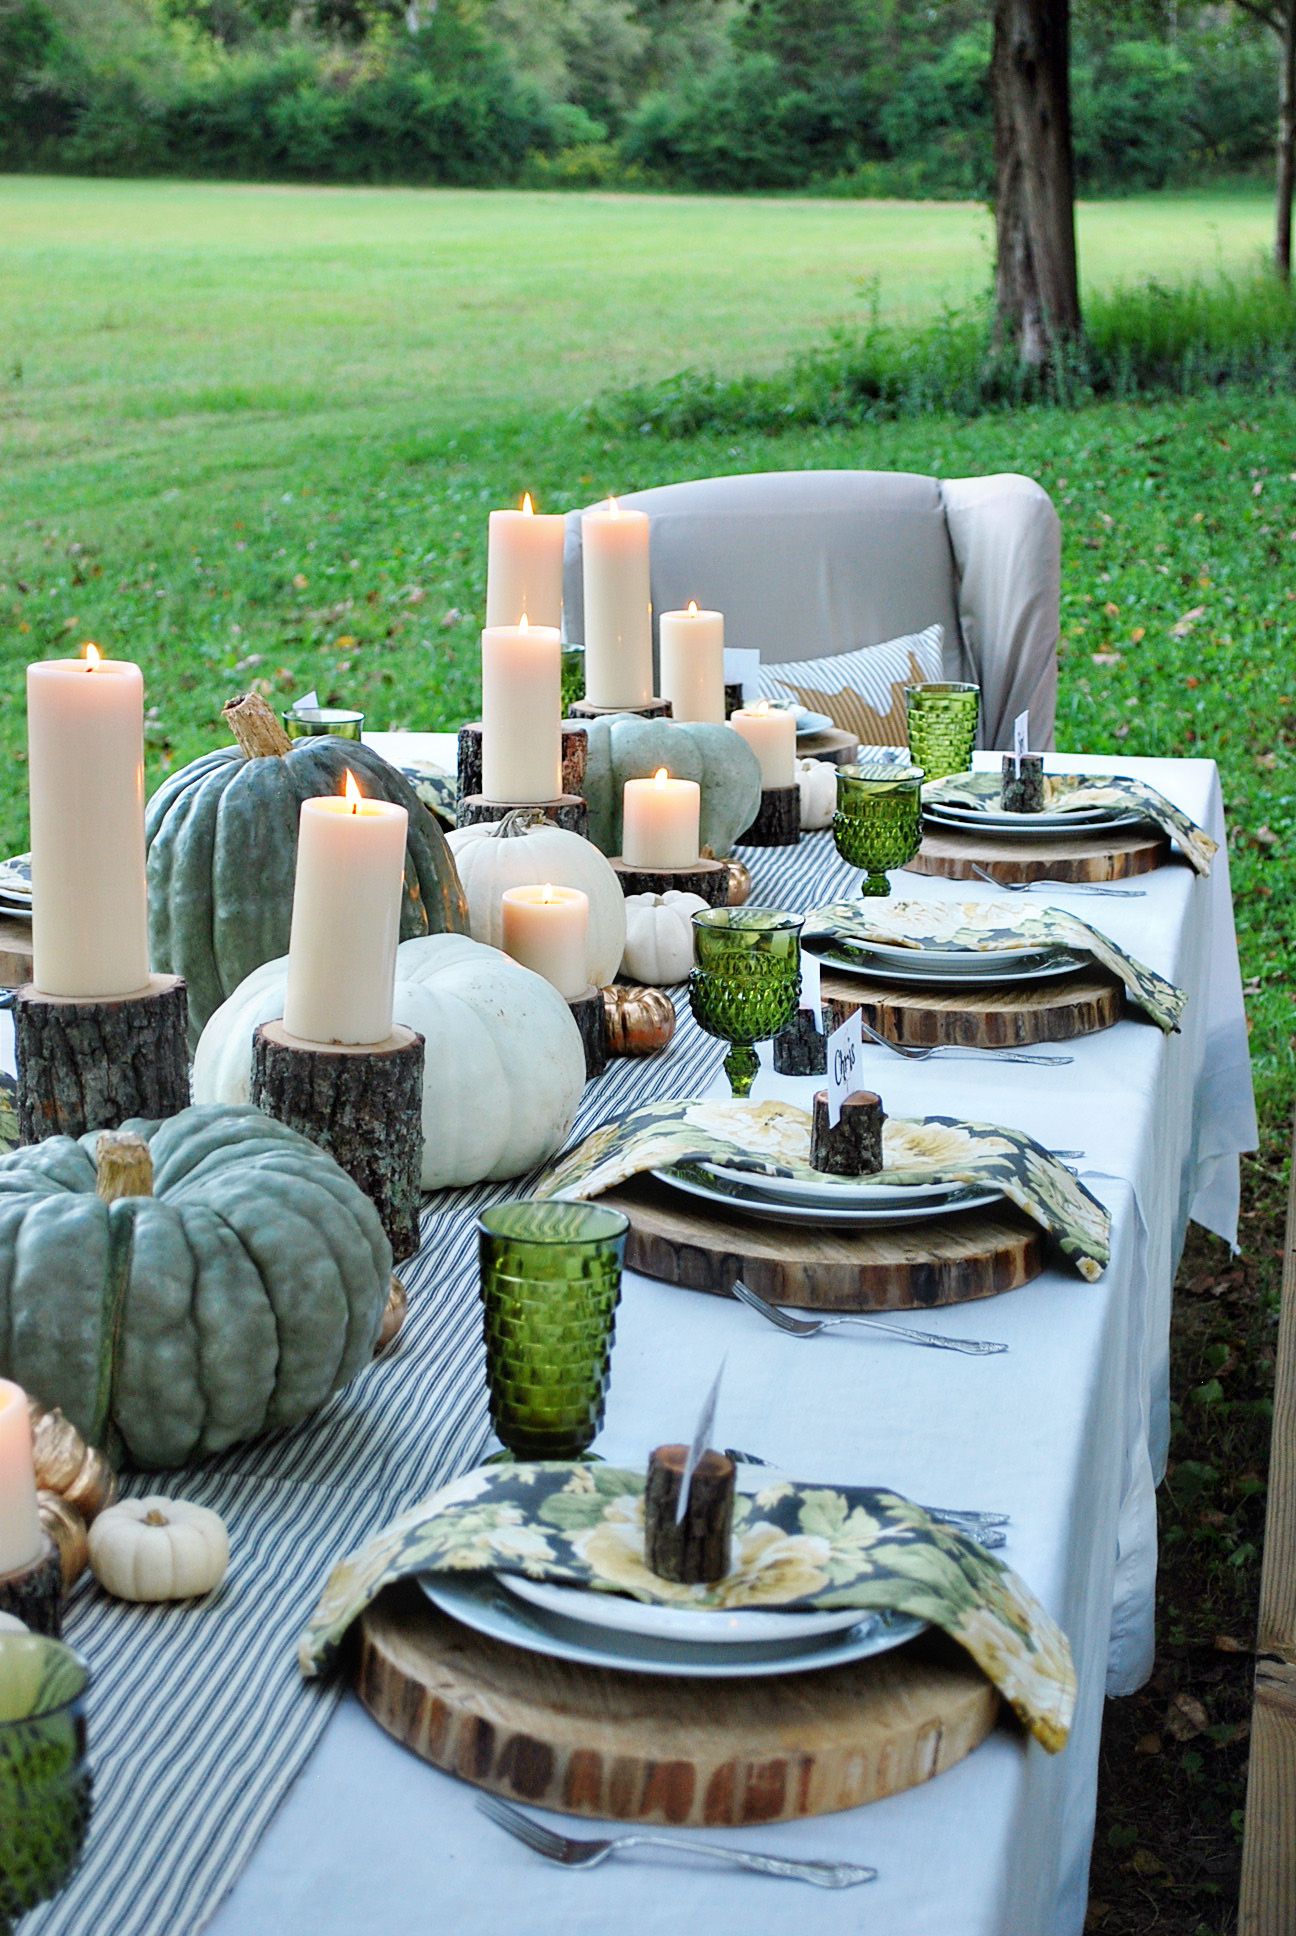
677,1357,726,1525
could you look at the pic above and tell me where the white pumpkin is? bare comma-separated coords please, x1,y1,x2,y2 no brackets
621,891,708,986
193,933,585,1192
89,1496,229,1602
797,756,838,831
447,811,626,986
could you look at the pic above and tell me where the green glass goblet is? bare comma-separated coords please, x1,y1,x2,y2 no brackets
688,906,804,1099
833,762,924,897
904,681,979,782
0,1634,92,1935
478,1199,629,1462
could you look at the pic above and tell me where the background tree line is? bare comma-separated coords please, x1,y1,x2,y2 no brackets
0,0,1284,193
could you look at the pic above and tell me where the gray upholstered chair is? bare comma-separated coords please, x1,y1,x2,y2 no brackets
562,470,1060,750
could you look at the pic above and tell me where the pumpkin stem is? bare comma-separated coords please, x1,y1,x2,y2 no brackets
495,808,550,839
95,1132,154,1203
144,1509,170,1528
224,692,293,761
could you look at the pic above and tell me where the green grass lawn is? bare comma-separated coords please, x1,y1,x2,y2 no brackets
1,176,1291,1929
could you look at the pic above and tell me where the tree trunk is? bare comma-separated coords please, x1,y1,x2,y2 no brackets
992,0,1082,366
1277,3,1296,281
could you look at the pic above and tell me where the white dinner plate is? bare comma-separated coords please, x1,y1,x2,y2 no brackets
505,1574,863,1644
420,1573,925,1680
842,936,1062,972
805,941,1090,988
793,710,834,738
654,1162,1001,1227
924,805,1149,840
701,1163,970,1209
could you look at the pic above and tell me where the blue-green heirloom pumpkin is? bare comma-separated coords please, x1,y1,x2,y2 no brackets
0,1106,392,1468
578,715,762,857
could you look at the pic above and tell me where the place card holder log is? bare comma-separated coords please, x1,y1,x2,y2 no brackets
457,722,589,805
1000,754,1044,814
457,796,590,837
568,698,673,721
644,1444,735,1584
774,1008,827,1077
251,1022,425,1264
609,856,730,906
0,1533,63,1637
738,785,801,848
723,682,744,719
14,975,190,1145
568,987,608,1082
811,1089,885,1176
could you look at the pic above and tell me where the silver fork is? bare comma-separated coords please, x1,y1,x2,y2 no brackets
970,862,1145,899
858,1018,1072,1067
721,1450,1010,1534
475,1792,876,1888
731,1277,1006,1356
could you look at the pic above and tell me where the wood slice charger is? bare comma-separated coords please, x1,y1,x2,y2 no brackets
819,962,1124,1049
905,819,1171,884
354,1581,999,1825
601,1174,1042,1311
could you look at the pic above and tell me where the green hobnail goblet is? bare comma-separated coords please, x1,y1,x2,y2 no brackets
478,1199,629,1462
832,762,925,897
0,1634,92,1935
904,681,979,782
688,906,804,1099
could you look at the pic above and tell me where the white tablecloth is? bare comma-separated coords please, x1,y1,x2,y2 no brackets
210,748,1253,1936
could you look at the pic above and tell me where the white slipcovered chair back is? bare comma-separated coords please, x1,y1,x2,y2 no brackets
562,469,1060,749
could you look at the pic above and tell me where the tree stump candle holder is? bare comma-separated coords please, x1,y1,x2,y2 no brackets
644,1444,736,1584
456,795,590,837
773,1008,828,1077
457,722,589,805
609,856,730,906
251,1022,426,1263
0,1533,63,1636
723,682,745,720
568,987,608,1081
738,785,801,848
14,975,191,1145
568,698,673,721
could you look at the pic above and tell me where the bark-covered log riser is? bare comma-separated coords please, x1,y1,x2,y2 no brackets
15,982,191,1145
569,991,608,1082
737,786,801,849
609,861,730,906
456,795,589,836
457,723,589,804
0,1538,63,1637
644,1444,735,1584
811,1090,886,1177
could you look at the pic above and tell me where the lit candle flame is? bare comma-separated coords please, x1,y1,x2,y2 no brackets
687,600,698,616
606,496,619,519
750,698,770,715
83,643,102,671
521,492,534,515
519,612,529,634
541,883,556,904
343,769,363,814
653,767,670,786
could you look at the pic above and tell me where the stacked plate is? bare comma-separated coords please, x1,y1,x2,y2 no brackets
0,855,32,924
654,1159,1001,1229
758,699,835,739
924,799,1148,842
421,1549,924,1679
804,932,1089,989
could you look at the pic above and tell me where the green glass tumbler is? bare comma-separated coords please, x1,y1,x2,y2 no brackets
478,1199,629,1461
832,762,924,897
688,906,804,1099
904,681,979,781
0,1634,92,1932
283,707,364,740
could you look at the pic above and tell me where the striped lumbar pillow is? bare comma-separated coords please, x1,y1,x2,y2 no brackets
756,624,944,745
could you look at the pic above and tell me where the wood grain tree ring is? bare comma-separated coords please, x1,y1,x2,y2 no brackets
456,795,589,837
568,697,673,720
568,986,608,1082
0,914,33,991
251,1021,425,1263
15,974,190,1145
795,728,860,767
355,1583,999,1825
457,723,588,804
0,1533,63,1637
738,785,801,848
819,964,1124,1049
609,856,729,906
905,822,1172,884
601,1174,1043,1311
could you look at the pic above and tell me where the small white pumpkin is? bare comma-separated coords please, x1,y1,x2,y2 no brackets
797,757,838,831
193,933,585,1191
89,1496,229,1602
447,811,626,986
0,1611,28,1634
621,891,708,986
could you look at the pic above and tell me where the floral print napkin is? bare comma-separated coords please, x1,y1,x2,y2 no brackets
805,898,1186,1033
299,1461,1076,1753
923,772,1217,877
535,1095,1110,1280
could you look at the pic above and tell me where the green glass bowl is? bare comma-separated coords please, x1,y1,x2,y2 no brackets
688,905,804,1097
904,681,979,782
832,761,924,897
478,1199,629,1460
0,1634,92,1927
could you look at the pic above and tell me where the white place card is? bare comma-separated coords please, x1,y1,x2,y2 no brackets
799,946,823,1029
825,1007,863,1127
1013,709,1030,772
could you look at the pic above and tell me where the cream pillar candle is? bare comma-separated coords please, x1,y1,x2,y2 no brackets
480,614,562,803
0,1381,42,1575
731,700,797,789
486,493,565,631
581,498,653,708
659,601,725,724
282,773,408,1046
500,885,590,1001
27,645,150,999
622,768,701,869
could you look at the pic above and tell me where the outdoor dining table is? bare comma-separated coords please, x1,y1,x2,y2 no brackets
20,750,1255,1936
